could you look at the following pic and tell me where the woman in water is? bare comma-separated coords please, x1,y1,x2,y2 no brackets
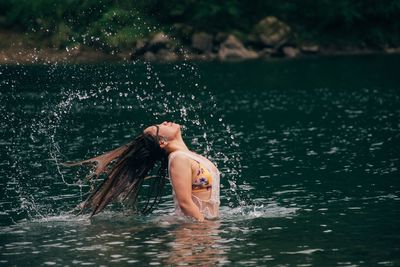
67,121,220,222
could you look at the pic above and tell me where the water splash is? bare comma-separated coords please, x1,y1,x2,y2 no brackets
0,29,245,224
220,203,299,221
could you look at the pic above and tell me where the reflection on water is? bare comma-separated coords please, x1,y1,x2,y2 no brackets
165,220,228,266
0,203,297,266
0,185,302,264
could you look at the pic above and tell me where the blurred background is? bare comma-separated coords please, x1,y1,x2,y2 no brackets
1,0,400,63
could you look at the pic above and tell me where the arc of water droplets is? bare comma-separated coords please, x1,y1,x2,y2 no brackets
1,73,58,220
0,19,246,222
40,36,245,211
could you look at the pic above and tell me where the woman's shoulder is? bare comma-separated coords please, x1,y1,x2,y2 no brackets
168,150,192,166
168,152,192,178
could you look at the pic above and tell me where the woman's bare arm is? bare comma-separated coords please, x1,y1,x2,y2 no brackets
169,154,204,222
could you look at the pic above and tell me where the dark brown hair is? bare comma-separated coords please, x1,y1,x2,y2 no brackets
66,131,168,216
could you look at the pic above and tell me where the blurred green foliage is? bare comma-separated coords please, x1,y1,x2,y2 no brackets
1,0,399,49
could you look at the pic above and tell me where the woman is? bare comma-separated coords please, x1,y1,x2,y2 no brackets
67,121,220,222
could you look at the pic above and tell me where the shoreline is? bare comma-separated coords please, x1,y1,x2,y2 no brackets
1,26,400,65
1,46,399,65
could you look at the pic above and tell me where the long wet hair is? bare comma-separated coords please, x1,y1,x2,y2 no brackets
65,128,168,217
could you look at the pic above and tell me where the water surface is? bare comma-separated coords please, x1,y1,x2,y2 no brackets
1,55,400,266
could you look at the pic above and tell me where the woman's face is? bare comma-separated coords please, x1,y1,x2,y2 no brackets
144,121,181,141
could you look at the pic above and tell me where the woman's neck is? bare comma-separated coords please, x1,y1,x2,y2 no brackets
165,136,190,154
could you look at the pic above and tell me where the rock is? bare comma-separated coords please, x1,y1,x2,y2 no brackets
156,49,179,61
191,32,213,53
300,44,320,54
150,32,169,44
282,46,300,58
147,32,175,52
221,35,243,49
384,47,400,54
130,33,180,62
143,51,156,61
117,51,131,61
214,32,229,44
133,39,148,55
251,16,291,48
66,44,81,56
130,39,148,60
258,47,276,58
218,35,258,60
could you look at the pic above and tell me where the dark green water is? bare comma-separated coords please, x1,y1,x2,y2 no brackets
1,55,400,266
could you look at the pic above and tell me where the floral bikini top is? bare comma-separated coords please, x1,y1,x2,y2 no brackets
192,162,213,192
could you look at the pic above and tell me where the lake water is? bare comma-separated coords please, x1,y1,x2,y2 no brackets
1,55,400,266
